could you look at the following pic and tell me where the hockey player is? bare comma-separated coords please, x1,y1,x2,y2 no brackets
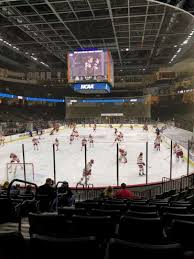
10,153,20,163
114,128,118,135
55,138,59,151
77,159,94,185
119,132,124,141
143,124,148,131
119,148,127,163
50,129,55,135
130,125,133,130
173,143,178,154
154,134,161,151
32,137,39,151
113,134,121,144
8,153,22,176
74,130,79,139
155,127,160,135
176,145,184,161
81,137,87,151
0,134,5,146
93,124,96,132
69,134,74,144
137,152,145,176
88,134,94,148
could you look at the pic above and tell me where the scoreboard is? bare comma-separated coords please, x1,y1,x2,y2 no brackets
67,49,114,93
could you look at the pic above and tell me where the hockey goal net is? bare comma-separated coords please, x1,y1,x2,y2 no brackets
6,163,34,182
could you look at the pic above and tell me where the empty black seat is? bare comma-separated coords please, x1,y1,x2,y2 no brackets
90,209,121,222
102,203,127,212
130,204,157,212
58,207,86,217
30,234,100,259
0,198,15,223
106,238,184,259
127,211,159,218
28,213,73,237
170,202,191,208
163,213,194,227
162,206,188,215
117,216,165,244
0,231,26,259
72,215,116,240
168,219,194,250
75,201,100,209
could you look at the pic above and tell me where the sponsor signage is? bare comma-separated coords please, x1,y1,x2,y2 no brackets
73,83,111,93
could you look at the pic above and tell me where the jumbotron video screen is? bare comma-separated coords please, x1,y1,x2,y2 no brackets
67,49,114,86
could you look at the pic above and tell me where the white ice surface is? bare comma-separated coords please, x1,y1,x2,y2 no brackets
0,126,193,187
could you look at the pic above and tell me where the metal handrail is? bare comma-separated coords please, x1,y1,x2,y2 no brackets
7,179,38,199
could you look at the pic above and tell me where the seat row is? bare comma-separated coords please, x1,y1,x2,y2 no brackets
0,231,187,259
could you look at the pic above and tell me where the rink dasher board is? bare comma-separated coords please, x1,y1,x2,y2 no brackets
3,126,65,144
161,133,194,167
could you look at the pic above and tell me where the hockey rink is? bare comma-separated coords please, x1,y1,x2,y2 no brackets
0,125,194,187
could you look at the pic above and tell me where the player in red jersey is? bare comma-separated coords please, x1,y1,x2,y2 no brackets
119,148,127,163
32,137,39,151
81,137,87,151
137,152,145,176
88,134,94,148
55,138,59,151
176,145,184,161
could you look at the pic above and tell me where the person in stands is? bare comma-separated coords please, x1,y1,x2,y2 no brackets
57,181,74,207
37,178,56,211
115,183,134,199
103,186,114,199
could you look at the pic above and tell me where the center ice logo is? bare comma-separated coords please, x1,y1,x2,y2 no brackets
80,84,94,90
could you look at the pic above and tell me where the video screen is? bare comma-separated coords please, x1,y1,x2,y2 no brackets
67,49,113,85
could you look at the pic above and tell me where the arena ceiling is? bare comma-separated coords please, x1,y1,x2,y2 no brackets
0,0,194,83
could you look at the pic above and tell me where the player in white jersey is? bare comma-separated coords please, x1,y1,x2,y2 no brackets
8,153,22,176
113,134,121,145
81,137,87,151
32,137,39,151
55,138,59,151
69,134,74,144
173,143,178,154
176,145,184,161
88,134,94,148
154,134,161,151
143,124,148,131
137,152,145,176
114,128,118,135
74,130,79,139
77,159,94,185
119,132,124,141
0,134,5,146
10,153,20,163
119,148,127,163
